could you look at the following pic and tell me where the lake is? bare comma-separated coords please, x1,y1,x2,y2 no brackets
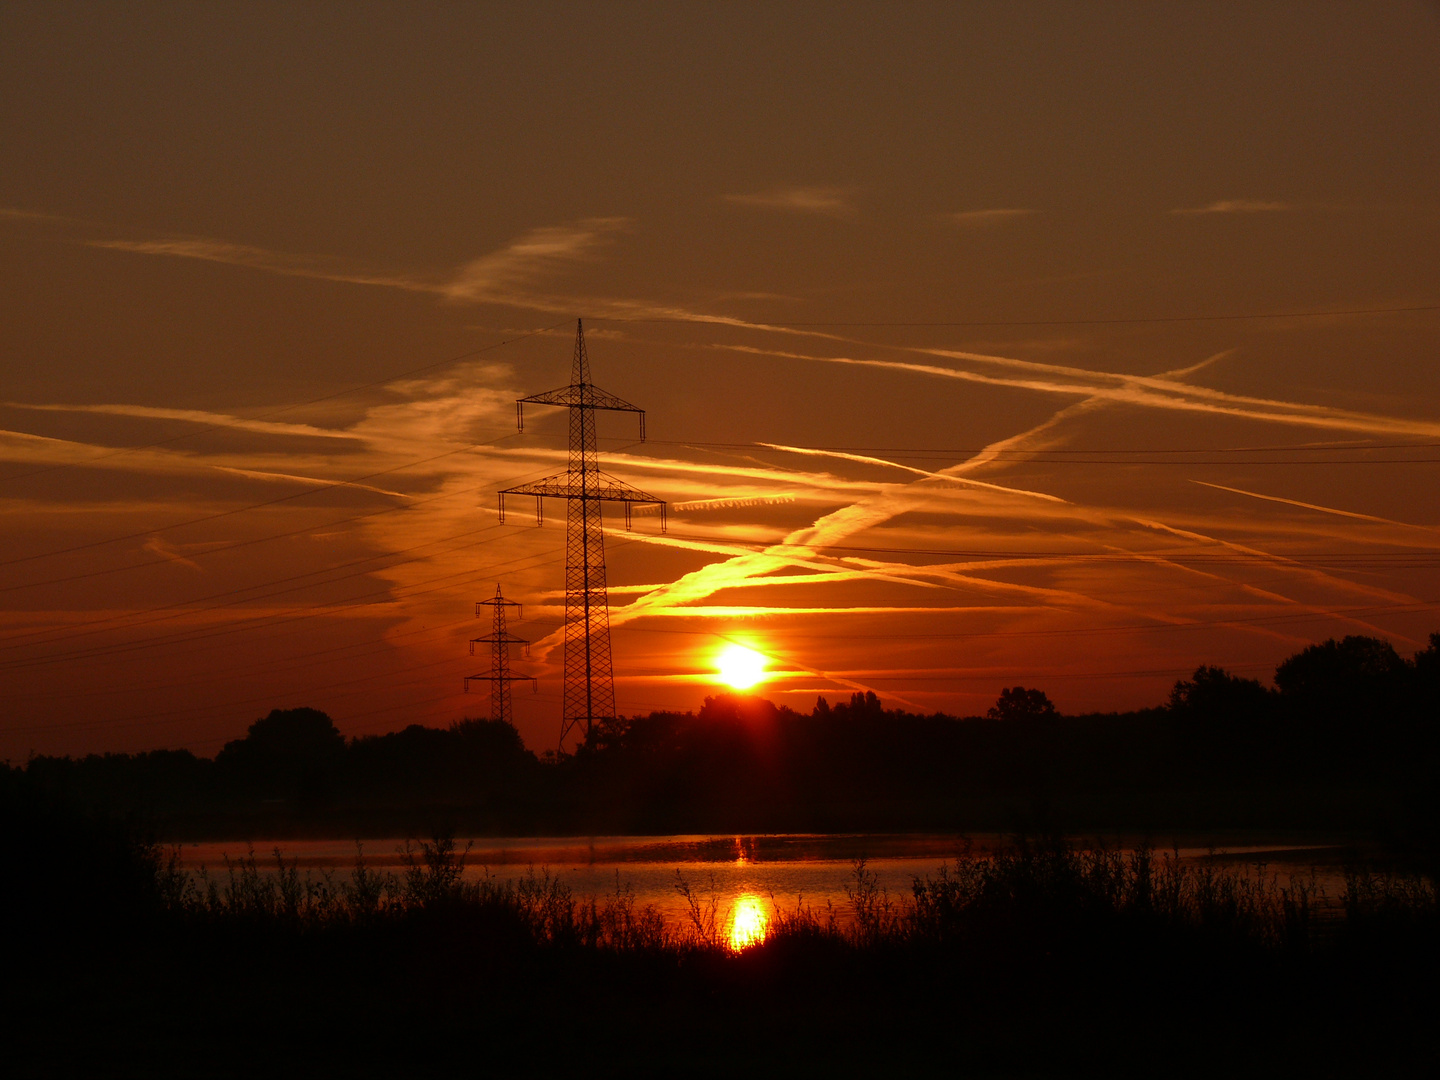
171,832,1349,946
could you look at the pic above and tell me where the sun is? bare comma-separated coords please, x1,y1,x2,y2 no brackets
716,644,768,690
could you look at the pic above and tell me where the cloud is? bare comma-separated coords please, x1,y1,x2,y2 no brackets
757,442,1067,503
441,218,630,302
209,465,411,499
140,536,202,571
1192,480,1440,537
5,402,359,442
89,238,435,293
576,335,1435,662
0,207,75,223
1170,199,1293,215
723,186,856,215
719,341,1440,441
87,218,632,306
940,208,1036,228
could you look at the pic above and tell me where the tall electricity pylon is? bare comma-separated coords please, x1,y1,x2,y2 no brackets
499,319,665,749
464,585,535,725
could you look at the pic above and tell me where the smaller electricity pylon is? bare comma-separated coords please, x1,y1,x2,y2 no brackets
464,585,535,726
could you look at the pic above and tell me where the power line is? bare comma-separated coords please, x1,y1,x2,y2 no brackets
636,437,1440,463
0,536,576,672
0,522,508,652
701,600,1440,640
651,529,1440,565
0,477,501,596
593,303,1440,328
2,615,480,703
8,431,1433,581
0,442,505,571
0,319,569,484
0,524,650,679
646,438,1440,453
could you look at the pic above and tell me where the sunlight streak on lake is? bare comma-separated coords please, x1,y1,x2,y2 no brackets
727,893,769,950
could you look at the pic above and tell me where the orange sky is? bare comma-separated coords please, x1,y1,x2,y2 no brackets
3,2,1439,757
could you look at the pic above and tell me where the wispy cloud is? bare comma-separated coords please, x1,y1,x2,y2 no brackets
940,208,1036,228
719,341,1440,441
140,536,202,571
209,465,410,499
441,218,631,302
88,218,632,306
1,206,76,224
5,402,359,442
1170,199,1293,215
89,238,436,292
722,186,857,215
757,442,1067,503
575,337,1434,664
1192,480,1440,537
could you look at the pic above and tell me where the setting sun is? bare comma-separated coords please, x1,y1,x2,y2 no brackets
716,644,768,690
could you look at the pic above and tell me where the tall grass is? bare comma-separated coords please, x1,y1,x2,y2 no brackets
148,833,1437,960
158,836,681,951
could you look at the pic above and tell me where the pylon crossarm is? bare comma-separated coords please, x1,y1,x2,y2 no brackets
519,383,644,412
470,636,530,656
500,317,665,750
465,673,533,689
497,491,547,525
501,472,665,506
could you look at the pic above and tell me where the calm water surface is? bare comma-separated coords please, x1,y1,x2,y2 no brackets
173,833,1346,941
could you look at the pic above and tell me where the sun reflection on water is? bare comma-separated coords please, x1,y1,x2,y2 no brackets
727,893,769,951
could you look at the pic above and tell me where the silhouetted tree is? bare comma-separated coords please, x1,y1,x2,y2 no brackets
698,693,783,726
1412,633,1440,719
218,707,344,766
836,691,883,718
579,714,632,755
215,707,345,804
1168,666,1273,724
449,717,529,759
1274,636,1407,726
988,687,1056,722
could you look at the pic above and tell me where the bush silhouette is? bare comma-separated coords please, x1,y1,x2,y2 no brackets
1168,665,1273,724
215,707,345,804
987,687,1056,721
1274,635,1408,725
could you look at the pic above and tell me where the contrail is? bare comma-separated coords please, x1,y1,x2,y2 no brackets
758,442,1067,503
720,343,1440,441
1193,480,1440,537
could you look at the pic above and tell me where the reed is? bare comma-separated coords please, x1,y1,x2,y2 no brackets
141,831,1437,962
11,814,1439,1075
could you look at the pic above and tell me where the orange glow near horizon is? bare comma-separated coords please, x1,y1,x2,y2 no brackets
727,894,769,951
716,644,769,690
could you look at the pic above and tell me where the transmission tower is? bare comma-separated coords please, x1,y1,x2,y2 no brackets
499,319,665,749
464,584,535,725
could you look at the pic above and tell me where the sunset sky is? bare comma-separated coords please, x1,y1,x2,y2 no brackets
3,2,1439,758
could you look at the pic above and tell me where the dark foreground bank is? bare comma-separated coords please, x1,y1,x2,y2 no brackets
4,777,1438,1078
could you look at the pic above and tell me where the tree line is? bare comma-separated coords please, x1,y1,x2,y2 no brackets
15,633,1440,838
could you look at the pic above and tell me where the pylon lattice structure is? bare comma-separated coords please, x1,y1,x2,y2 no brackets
464,584,535,725
499,319,665,749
